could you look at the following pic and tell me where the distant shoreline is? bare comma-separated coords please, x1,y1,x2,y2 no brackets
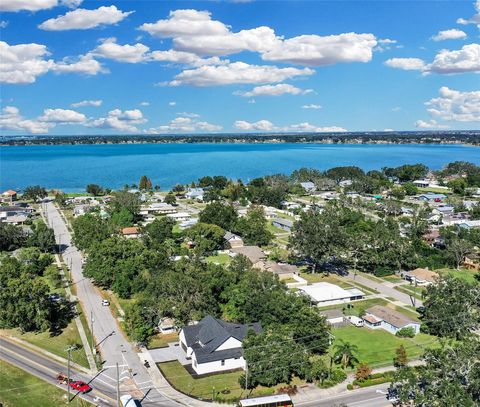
1,131,479,147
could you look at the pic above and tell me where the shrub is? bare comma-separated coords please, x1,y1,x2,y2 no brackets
347,384,354,390
374,267,394,277
355,363,372,382
396,327,416,338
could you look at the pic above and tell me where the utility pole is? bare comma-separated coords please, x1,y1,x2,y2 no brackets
66,345,75,403
116,362,120,407
90,311,95,355
413,279,417,308
245,361,248,390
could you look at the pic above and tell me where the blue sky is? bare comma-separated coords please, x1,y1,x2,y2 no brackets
1,0,479,135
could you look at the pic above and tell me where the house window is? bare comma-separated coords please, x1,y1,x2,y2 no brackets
221,360,225,366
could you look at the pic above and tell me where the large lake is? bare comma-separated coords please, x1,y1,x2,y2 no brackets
1,143,479,191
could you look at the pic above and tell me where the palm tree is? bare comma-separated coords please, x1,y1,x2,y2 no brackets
333,340,359,369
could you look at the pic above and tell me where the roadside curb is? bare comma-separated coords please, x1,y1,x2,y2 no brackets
0,334,92,375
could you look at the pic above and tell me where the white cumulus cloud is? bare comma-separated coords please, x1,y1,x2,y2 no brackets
234,119,276,131
385,44,480,74
92,38,149,63
38,108,86,123
457,0,480,26
87,108,146,132
0,106,52,134
425,86,480,122
384,57,426,71
234,83,312,97
302,104,322,109
71,100,102,107
169,62,314,86
234,119,345,132
145,116,222,133
0,0,56,12
39,5,133,31
414,119,449,129
431,29,467,41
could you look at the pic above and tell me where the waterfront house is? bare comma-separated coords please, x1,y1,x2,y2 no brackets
185,188,204,201
298,282,364,306
362,305,420,335
179,315,262,375
1,190,17,203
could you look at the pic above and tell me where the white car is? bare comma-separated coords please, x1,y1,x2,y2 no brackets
102,299,110,306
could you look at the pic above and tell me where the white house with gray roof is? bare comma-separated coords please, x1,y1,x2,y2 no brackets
179,315,261,375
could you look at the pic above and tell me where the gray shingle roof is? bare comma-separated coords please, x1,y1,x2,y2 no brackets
183,315,262,364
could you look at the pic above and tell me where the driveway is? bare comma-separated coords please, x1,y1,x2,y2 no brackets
149,343,190,366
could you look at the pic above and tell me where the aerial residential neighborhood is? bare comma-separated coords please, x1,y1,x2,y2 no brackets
1,161,480,407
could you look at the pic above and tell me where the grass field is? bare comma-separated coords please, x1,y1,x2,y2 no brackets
395,285,424,301
331,326,437,368
205,253,231,265
437,268,479,284
1,320,89,369
0,360,92,407
158,361,302,402
148,332,179,349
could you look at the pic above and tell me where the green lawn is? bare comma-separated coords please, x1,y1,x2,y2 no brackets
318,298,389,313
395,285,424,301
1,320,89,369
0,360,92,407
205,253,231,265
148,332,179,349
267,222,287,234
158,361,302,403
437,268,479,284
417,186,451,194
331,326,438,368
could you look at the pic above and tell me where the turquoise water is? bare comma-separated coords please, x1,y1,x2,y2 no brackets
1,143,479,191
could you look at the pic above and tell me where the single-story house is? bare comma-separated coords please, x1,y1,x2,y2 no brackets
158,317,178,334
300,182,316,193
179,218,198,230
140,203,177,215
224,231,244,248
185,188,204,201
403,268,439,285
298,282,364,306
230,246,266,264
73,204,92,217
256,261,300,280
362,305,420,335
412,180,430,188
122,227,141,239
272,218,293,232
2,189,17,203
167,212,191,222
2,214,28,225
458,220,480,230
179,315,262,375
433,206,454,216
418,193,446,202
320,309,345,325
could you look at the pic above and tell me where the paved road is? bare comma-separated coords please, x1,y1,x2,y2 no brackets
1,337,115,406
298,384,393,407
1,336,394,407
44,201,184,407
349,272,423,307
